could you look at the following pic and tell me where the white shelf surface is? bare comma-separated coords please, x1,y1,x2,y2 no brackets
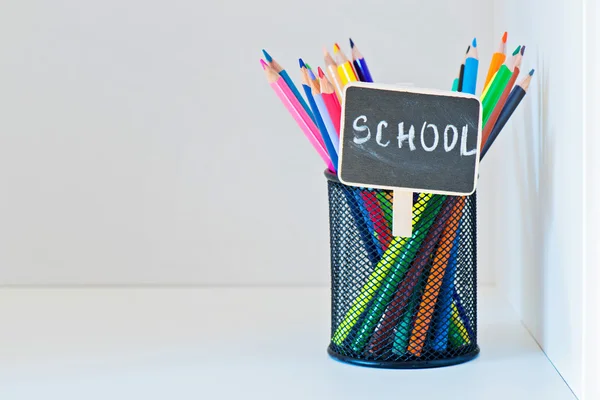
0,286,575,400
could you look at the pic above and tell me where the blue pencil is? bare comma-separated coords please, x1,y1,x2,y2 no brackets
343,189,381,267
430,213,463,351
262,49,315,124
453,290,475,339
462,38,479,95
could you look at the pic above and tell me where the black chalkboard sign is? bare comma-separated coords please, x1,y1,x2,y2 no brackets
338,83,482,195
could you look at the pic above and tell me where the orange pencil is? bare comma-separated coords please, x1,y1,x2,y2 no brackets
407,197,465,357
333,43,358,86
483,32,508,90
324,48,344,102
261,59,334,171
481,46,525,148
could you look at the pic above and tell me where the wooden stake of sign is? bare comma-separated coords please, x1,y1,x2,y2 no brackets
393,190,413,237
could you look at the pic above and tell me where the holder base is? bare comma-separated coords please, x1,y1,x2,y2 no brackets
327,345,480,369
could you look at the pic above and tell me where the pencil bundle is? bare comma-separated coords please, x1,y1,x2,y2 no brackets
260,35,534,361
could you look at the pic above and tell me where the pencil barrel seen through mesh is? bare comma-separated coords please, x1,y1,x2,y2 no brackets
326,175,478,368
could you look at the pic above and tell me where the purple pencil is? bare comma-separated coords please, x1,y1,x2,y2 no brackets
350,38,373,82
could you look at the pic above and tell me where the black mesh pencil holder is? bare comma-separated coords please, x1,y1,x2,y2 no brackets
325,170,479,369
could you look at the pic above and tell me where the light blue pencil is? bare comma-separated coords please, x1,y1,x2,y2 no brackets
462,38,479,95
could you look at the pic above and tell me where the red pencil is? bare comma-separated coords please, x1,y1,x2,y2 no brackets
261,59,334,171
317,67,341,136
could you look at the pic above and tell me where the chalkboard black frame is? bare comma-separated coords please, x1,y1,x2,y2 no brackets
338,83,482,196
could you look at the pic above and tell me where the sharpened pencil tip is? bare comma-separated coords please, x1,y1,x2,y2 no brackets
307,68,316,80
502,32,508,43
333,43,340,53
472,37,477,47
305,63,312,70
262,49,272,62
323,47,329,56
349,38,355,48
260,59,268,69
317,67,325,78
466,45,470,54
529,69,535,76
298,58,305,69
512,45,521,56
521,45,526,55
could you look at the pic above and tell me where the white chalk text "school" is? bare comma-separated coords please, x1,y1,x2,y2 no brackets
352,116,477,156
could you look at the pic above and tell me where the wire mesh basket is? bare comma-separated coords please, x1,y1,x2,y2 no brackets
325,170,479,368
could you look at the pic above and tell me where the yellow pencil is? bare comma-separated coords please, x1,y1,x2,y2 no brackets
333,43,358,86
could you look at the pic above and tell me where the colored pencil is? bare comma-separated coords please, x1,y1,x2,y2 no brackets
483,32,507,89
481,46,519,127
430,207,465,351
481,69,534,159
481,46,524,149
300,61,339,168
344,189,383,266
351,195,446,353
376,191,394,228
350,38,373,82
333,43,358,86
366,197,458,354
462,38,479,95
261,60,333,171
482,44,520,100
407,197,465,357
356,191,383,255
324,48,345,102
306,66,339,154
306,65,319,87
457,46,469,92
451,76,459,92
448,303,471,346
262,49,315,124
331,193,434,346
453,289,475,339
318,67,341,135
360,190,392,251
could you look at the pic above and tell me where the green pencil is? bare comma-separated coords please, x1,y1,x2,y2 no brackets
481,46,520,126
451,77,459,92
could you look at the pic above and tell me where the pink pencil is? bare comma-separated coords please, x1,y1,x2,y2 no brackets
261,60,335,171
318,67,341,136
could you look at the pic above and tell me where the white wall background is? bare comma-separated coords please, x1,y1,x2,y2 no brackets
0,0,494,285
487,0,585,397
583,1,600,398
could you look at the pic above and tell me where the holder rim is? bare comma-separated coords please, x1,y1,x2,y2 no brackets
324,169,339,182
